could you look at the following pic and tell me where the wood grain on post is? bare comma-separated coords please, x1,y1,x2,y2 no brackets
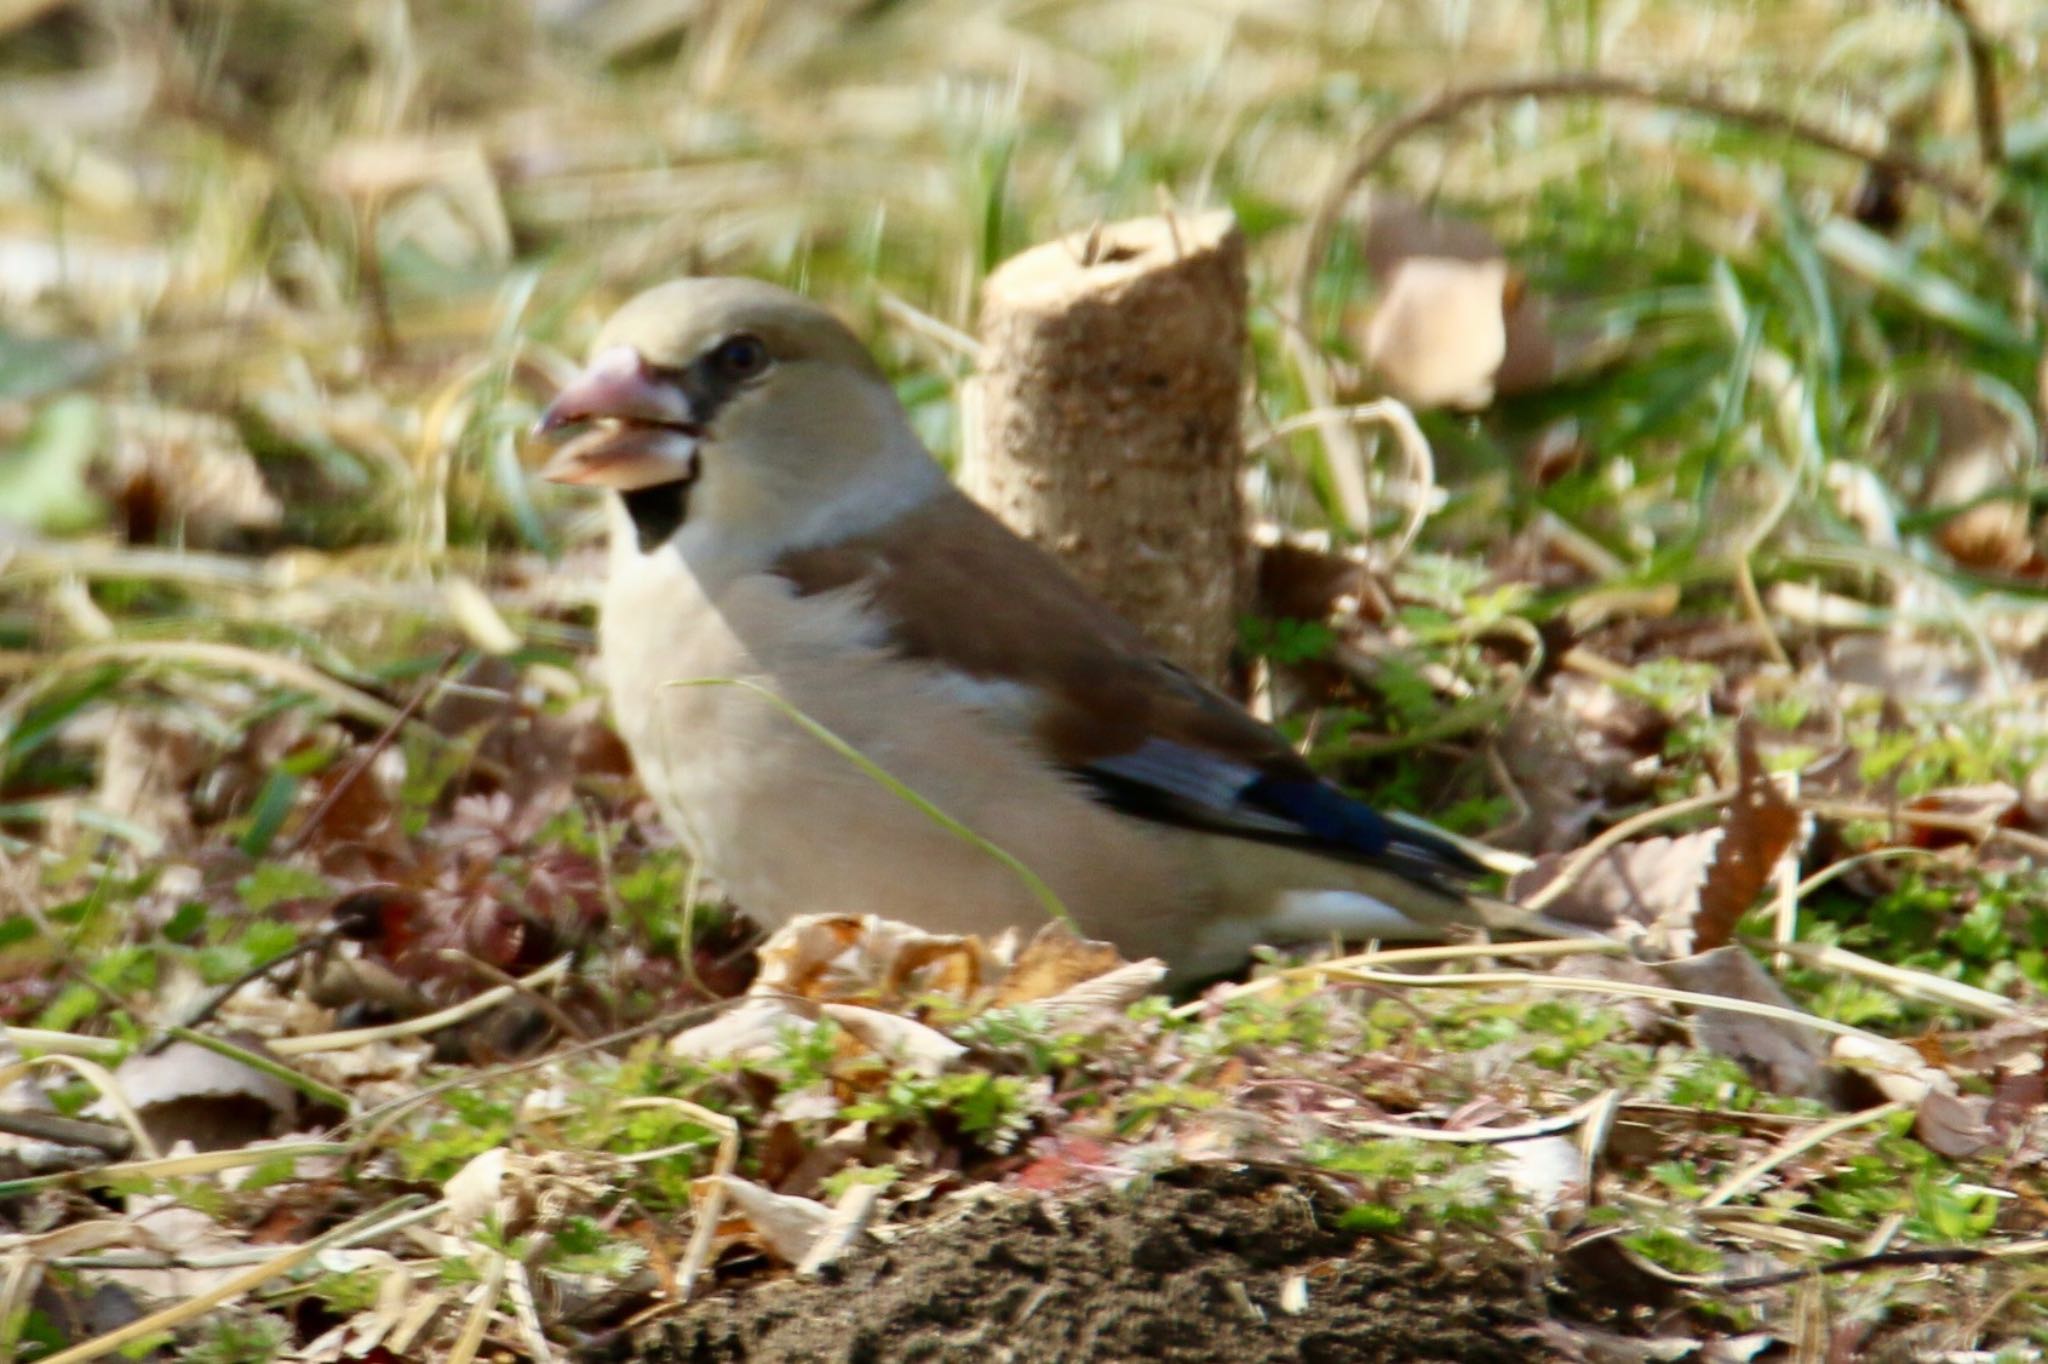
967,211,1249,686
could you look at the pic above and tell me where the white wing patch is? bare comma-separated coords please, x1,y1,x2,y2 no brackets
1266,889,1441,941
918,670,1041,728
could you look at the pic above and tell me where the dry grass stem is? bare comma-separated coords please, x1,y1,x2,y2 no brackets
271,955,572,1056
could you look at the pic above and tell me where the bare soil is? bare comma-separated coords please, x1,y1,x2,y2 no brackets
657,1167,1563,1363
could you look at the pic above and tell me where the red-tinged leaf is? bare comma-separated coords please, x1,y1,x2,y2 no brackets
291,750,402,854
1902,785,2021,851
1694,719,1802,951
1014,1134,1119,1192
329,884,425,958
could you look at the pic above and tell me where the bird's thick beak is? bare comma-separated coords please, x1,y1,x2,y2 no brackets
533,346,704,491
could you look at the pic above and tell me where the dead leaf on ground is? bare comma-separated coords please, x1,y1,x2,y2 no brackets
1915,1088,1994,1159
1823,633,1984,707
1553,953,1672,1036
1532,1319,1733,1362
990,923,1136,1007
95,706,206,851
442,1147,514,1234
103,403,282,548
1903,784,2023,848
706,1174,834,1266
1987,1062,2044,1143
669,996,808,1065
96,1036,298,1152
1508,832,1721,949
748,914,1151,1014
1694,720,1803,951
99,1181,246,1303
1880,383,2039,576
1655,947,1828,1098
1832,1034,1994,1157
818,1003,967,1078
751,914,1004,1005
1026,958,1169,1021
1831,1034,1948,1103
673,918,1157,1069
1494,672,1667,851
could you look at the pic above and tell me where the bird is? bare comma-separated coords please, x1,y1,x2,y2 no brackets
535,276,1555,983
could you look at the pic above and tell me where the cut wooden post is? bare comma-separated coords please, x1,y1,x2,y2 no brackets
967,211,1249,686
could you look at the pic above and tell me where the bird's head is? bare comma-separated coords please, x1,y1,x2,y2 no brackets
534,277,938,554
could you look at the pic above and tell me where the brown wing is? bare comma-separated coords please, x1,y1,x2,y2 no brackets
772,488,1483,885
772,487,1312,779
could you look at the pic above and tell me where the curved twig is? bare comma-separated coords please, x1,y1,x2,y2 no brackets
1938,0,2005,167
1290,71,1993,344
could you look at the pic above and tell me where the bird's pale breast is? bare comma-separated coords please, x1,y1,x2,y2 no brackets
597,531,1204,957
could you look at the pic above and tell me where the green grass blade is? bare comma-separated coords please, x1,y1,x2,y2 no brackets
667,677,1074,932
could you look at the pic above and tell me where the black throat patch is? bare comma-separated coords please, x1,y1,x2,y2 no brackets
622,480,691,552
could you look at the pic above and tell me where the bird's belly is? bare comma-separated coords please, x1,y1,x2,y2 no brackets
597,556,1198,952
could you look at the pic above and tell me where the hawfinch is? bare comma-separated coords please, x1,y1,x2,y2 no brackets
537,278,1539,982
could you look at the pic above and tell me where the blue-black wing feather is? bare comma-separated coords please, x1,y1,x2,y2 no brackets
1078,738,1484,890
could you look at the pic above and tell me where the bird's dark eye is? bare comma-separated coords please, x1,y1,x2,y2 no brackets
708,333,770,382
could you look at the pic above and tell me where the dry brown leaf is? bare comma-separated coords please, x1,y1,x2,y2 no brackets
818,1003,966,1078
1508,832,1721,947
1945,1015,2048,1072
1655,947,1828,1098
104,404,283,547
668,997,806,1064
990,923,1132,1007
95,707,205,850
709,1174,834,1266
97,1037,298,1153
442,1147,512,1234
1907,783,2020,831
1494,672,1667,852
1694,720,1803,951
749,913,1148,1011
1833,1035,1951,1105
1533,1320,1734,1362
1883,384,2037,574
1914,1088,1993,1159
99,1187,244,1303
300,1248,414,1360
1552,953,1673,1036
1830,1034,1992,1156
691,917,1153,1074
1027,958,1170,1021
1824,633,1984,706
751,914,1006,1006
1987,1061,2045,1143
